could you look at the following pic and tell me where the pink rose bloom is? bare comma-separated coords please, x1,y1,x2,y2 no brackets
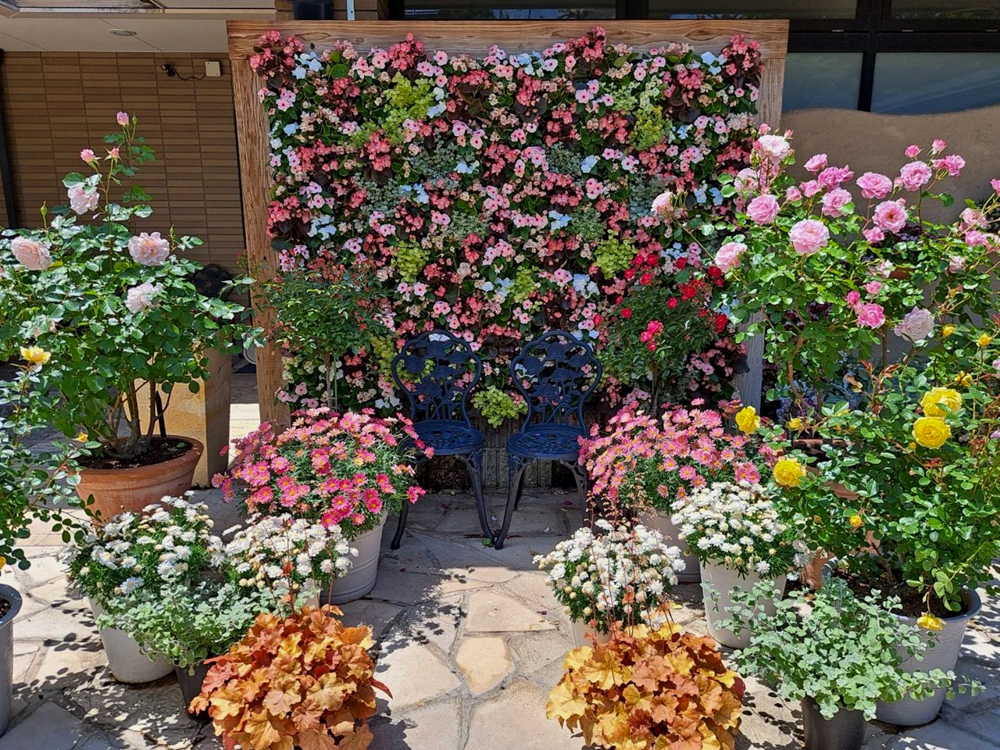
821,188,853,218
905,144,921,158
734,168,759,194
894,306,935,342
994,357,1000,373
992,179,1000,196
857,303,886,328
897,161,932,191
856,172,892,200
789,219,830,256
965,230,989,248
80,148,96,163
846,290,861,309
128,232,171,266
125,282,161,314
68,185,99,215
785,186,803,202
117,111,130,126
873,200,907,232
864,281,883,295
960,208,986,231
756,134,791,161
948,255,967,273
714,241,746,272
931,139,947,154
818,165,853,189
11,237,52,271
651,190,676,221
804,153,828,173
932,154,965,176
863,227,885,244
874,260,894,278
801,180,823,198
746,194,779,224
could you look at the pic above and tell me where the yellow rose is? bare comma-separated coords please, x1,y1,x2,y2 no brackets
913,417,951,449
735,406,760,435
917,614,943,631
849,514,863,529
773,458,806,488
787,417,804,431
920,387,962,418
978,334,993,348
942,325,956,338
955,371,973,386
0,556,5,571
20,345,50,366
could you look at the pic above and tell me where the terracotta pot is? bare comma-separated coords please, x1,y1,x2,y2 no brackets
76,437,204,523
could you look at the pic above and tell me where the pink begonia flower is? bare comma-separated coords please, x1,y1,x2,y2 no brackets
801,180,823,198
80,149,96,163
804,153,827,173
863,227,885,244
905,144,921,158
125,282,161,314
714,241,746,272
857,303,886,328
856,172,893,200
873,200,908,232
746,194,779,224
756,134,791,161
897,161,932,191
818,165,853,189
864,281,883,295
68,185,99,215
11,237,52,271
846,290,861,309
128,232,171,266
789,219,830,256
948,255,967,273
932,154,965,176
931,139,947,154
894,306,935,342
821,188,853,218
785,186,803,202
117,111,130,126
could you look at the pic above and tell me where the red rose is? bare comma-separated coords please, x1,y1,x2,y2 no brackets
593,314,603,325
708,266,722,278
715,313,728,332
640,272,653,285
667,298,678,309
676,257,688,270
621,308,632,319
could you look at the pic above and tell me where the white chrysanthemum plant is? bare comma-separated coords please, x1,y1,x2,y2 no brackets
223,514,356,607
534,520,686,636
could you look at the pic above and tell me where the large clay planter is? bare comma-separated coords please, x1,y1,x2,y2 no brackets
801,698,865,750
875,588,981,726
76,437,204,523
700,560,787,649
0,584,22,737
322,515,387,605
176,661,212,715
643,511,700,583
89,599,173,684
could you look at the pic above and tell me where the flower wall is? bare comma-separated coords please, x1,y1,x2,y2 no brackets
251,28,764,412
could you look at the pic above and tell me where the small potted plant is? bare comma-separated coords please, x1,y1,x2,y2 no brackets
719,580,969,750
62,494,224,683
546,621,744,748
0,114,255,521
672,480,804,648
215,408,425,603
534,521,686,645
191,606,390,749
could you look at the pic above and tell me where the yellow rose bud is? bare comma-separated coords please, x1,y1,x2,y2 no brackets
774,457,806,488
20,345,51,366
75,431,89,443
0,556,5,571
913,416,951,449
955,371,973,386
787,417,804,431
735,405,761,435
942,325,956,338
849,514,863,529
920,387,963,418
978,334,993,348
917,614,943,632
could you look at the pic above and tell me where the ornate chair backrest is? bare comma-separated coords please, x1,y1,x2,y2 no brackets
510,330,602,430
391,329,482,425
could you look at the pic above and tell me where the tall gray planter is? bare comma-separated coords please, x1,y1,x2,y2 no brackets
0,583,23,736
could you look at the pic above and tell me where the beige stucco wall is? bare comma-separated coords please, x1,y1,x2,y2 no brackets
783,105,1000,222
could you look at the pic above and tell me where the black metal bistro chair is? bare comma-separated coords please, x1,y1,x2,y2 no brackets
496,330,602,550
389,329,494,549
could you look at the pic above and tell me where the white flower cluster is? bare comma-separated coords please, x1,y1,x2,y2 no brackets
534,520,685,630
672,482,803,577
224,514,355,591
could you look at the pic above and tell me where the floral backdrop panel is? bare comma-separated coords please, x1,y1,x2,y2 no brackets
251,27,764,420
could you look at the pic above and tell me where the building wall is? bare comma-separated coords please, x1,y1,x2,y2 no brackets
0,52,245,271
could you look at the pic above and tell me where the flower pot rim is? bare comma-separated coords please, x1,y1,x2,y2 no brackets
0,583,22,629
76,435,204,477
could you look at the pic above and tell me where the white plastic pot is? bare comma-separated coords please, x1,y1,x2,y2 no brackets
876,588,981,726
323,515,387,605
643,510,700,583
571,619,612,648
700,560,786,649
89,599,173,684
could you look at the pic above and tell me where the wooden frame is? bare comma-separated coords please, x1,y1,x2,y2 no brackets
227,20,789,425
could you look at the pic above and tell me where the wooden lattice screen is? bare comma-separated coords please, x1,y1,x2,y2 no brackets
227,20,790,428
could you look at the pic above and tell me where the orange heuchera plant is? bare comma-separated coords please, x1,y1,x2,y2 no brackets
190,605,389,750
546,622,744,750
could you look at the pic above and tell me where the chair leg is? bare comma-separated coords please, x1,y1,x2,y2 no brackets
464,450,495,546
391,500,410,550
497,455,530,550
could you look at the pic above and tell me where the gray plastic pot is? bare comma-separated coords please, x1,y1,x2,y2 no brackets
0,583,23,736
176,661,212,715
801,698,865,750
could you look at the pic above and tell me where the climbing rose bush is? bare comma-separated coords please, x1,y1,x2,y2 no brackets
250,28,764,415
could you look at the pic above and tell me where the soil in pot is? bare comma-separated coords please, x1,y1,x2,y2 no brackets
833,569,964,619
77,437,193,471
0,598,9,621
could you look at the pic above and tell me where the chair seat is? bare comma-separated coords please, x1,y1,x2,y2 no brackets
414,420,485,456
506,425,586,462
